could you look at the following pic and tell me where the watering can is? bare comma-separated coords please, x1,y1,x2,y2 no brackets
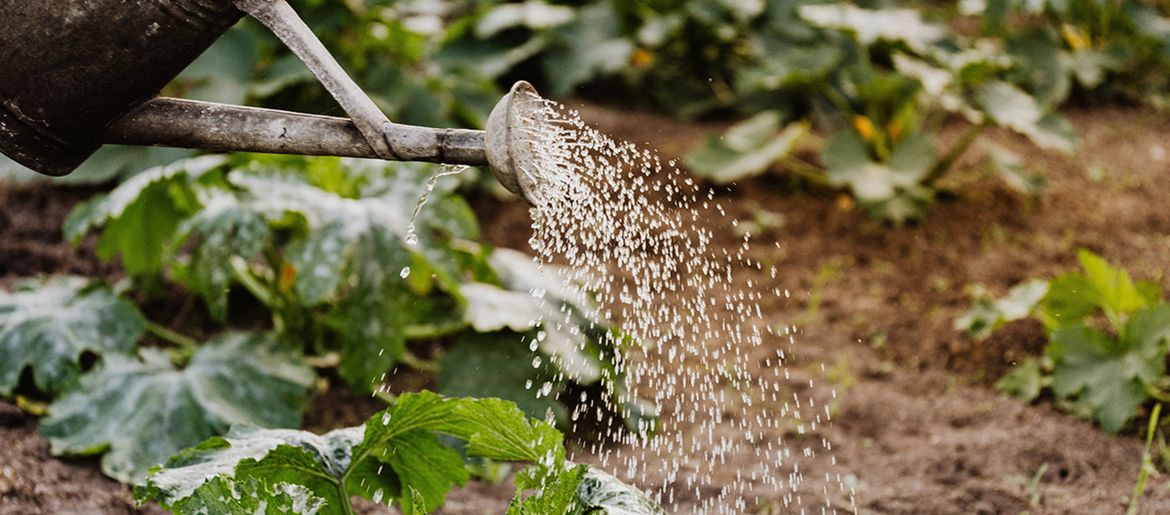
0,0,545,201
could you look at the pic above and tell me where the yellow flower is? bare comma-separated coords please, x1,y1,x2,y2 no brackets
887,120,902,141
1061,23,1091,51
630,48,654,69
853,115,876,142
278,262,297,292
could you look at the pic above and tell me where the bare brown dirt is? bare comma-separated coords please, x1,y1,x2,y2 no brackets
1,103,1169,514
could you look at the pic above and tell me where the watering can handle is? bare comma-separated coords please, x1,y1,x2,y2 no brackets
234,0,398,160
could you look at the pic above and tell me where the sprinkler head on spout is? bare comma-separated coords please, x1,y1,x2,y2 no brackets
485,81,548,204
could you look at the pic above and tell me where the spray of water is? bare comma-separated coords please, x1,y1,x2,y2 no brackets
512,92,856,514
404,164,469,248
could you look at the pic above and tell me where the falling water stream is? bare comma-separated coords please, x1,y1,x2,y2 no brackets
406,97,854,513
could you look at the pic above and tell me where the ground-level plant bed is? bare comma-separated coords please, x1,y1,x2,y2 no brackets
2,102,1169,513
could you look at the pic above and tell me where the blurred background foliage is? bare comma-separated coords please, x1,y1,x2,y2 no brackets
3,0,1168,213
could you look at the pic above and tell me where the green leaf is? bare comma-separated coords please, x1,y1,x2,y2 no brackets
798,4,947,52
821,131,936,223
169,476,325,515
437,333,565,424
141,392,661,515
330,228,411,391
139,425,361,509
577,467,667,514
1046,305,1170,433
379,431,469,513
0,277,144,396
995,358,1044,403
955,280,1049,340
684,115,808,184
974,81,1078,153
171,193,272,321
63,155,229,279
1039,249,1158,330
541,2,635,95
1077,249,1155,318
984,143,1045,197
475,1,575,38
509,463,588,515
461,283,543,333
40,333,313,482
446,397,565,464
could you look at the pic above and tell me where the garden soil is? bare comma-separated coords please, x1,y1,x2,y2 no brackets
2,104,1169,514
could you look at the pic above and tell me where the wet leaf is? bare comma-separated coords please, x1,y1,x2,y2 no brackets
684,114,808,184
40,333,313,482
822,131,936,223
799,4,946,52
437,333,565,423
461,283,544,333
985,144,1045,197
137,392,655,515
168,476,325,515
974,81,1077,153
63,155,229,280
541,2,634,95
577,467,667,514
0,277,143,396
170,193,272,321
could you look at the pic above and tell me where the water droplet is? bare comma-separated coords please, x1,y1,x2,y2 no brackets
372,488,384,504
400,266,410,279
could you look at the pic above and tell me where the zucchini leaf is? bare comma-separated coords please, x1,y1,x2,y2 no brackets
0,276,143,396
40,333,313,482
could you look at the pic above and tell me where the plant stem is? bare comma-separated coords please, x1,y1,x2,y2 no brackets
399,350,440,373
1126,403,1162,515
403,321,468,340
145,321,200,353
779,157,832,188
923,122,986,186
373,389,399,405
229,256,277,307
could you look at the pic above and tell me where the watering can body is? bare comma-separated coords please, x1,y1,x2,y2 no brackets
0,0,243,176
0,0,537,202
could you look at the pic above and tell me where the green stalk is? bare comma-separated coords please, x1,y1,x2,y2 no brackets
399,350,440,373
403,320,469,340
1126,403,1162,515
229,256,277,307
923,122,986,186
779,157,833,188
145,321,200,353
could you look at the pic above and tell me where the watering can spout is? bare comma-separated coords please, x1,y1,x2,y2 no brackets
0,0,545,203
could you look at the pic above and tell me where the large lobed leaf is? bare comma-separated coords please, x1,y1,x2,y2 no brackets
821,130,936,224
1039,249,1161,330
40,333,314,482
0,276,143,396
954,280,1049,340
138,392,661,514
1047,304,1170,432
63,155,229,280
684,113,808,184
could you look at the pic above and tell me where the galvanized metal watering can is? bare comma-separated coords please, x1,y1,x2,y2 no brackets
0,0,545,201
